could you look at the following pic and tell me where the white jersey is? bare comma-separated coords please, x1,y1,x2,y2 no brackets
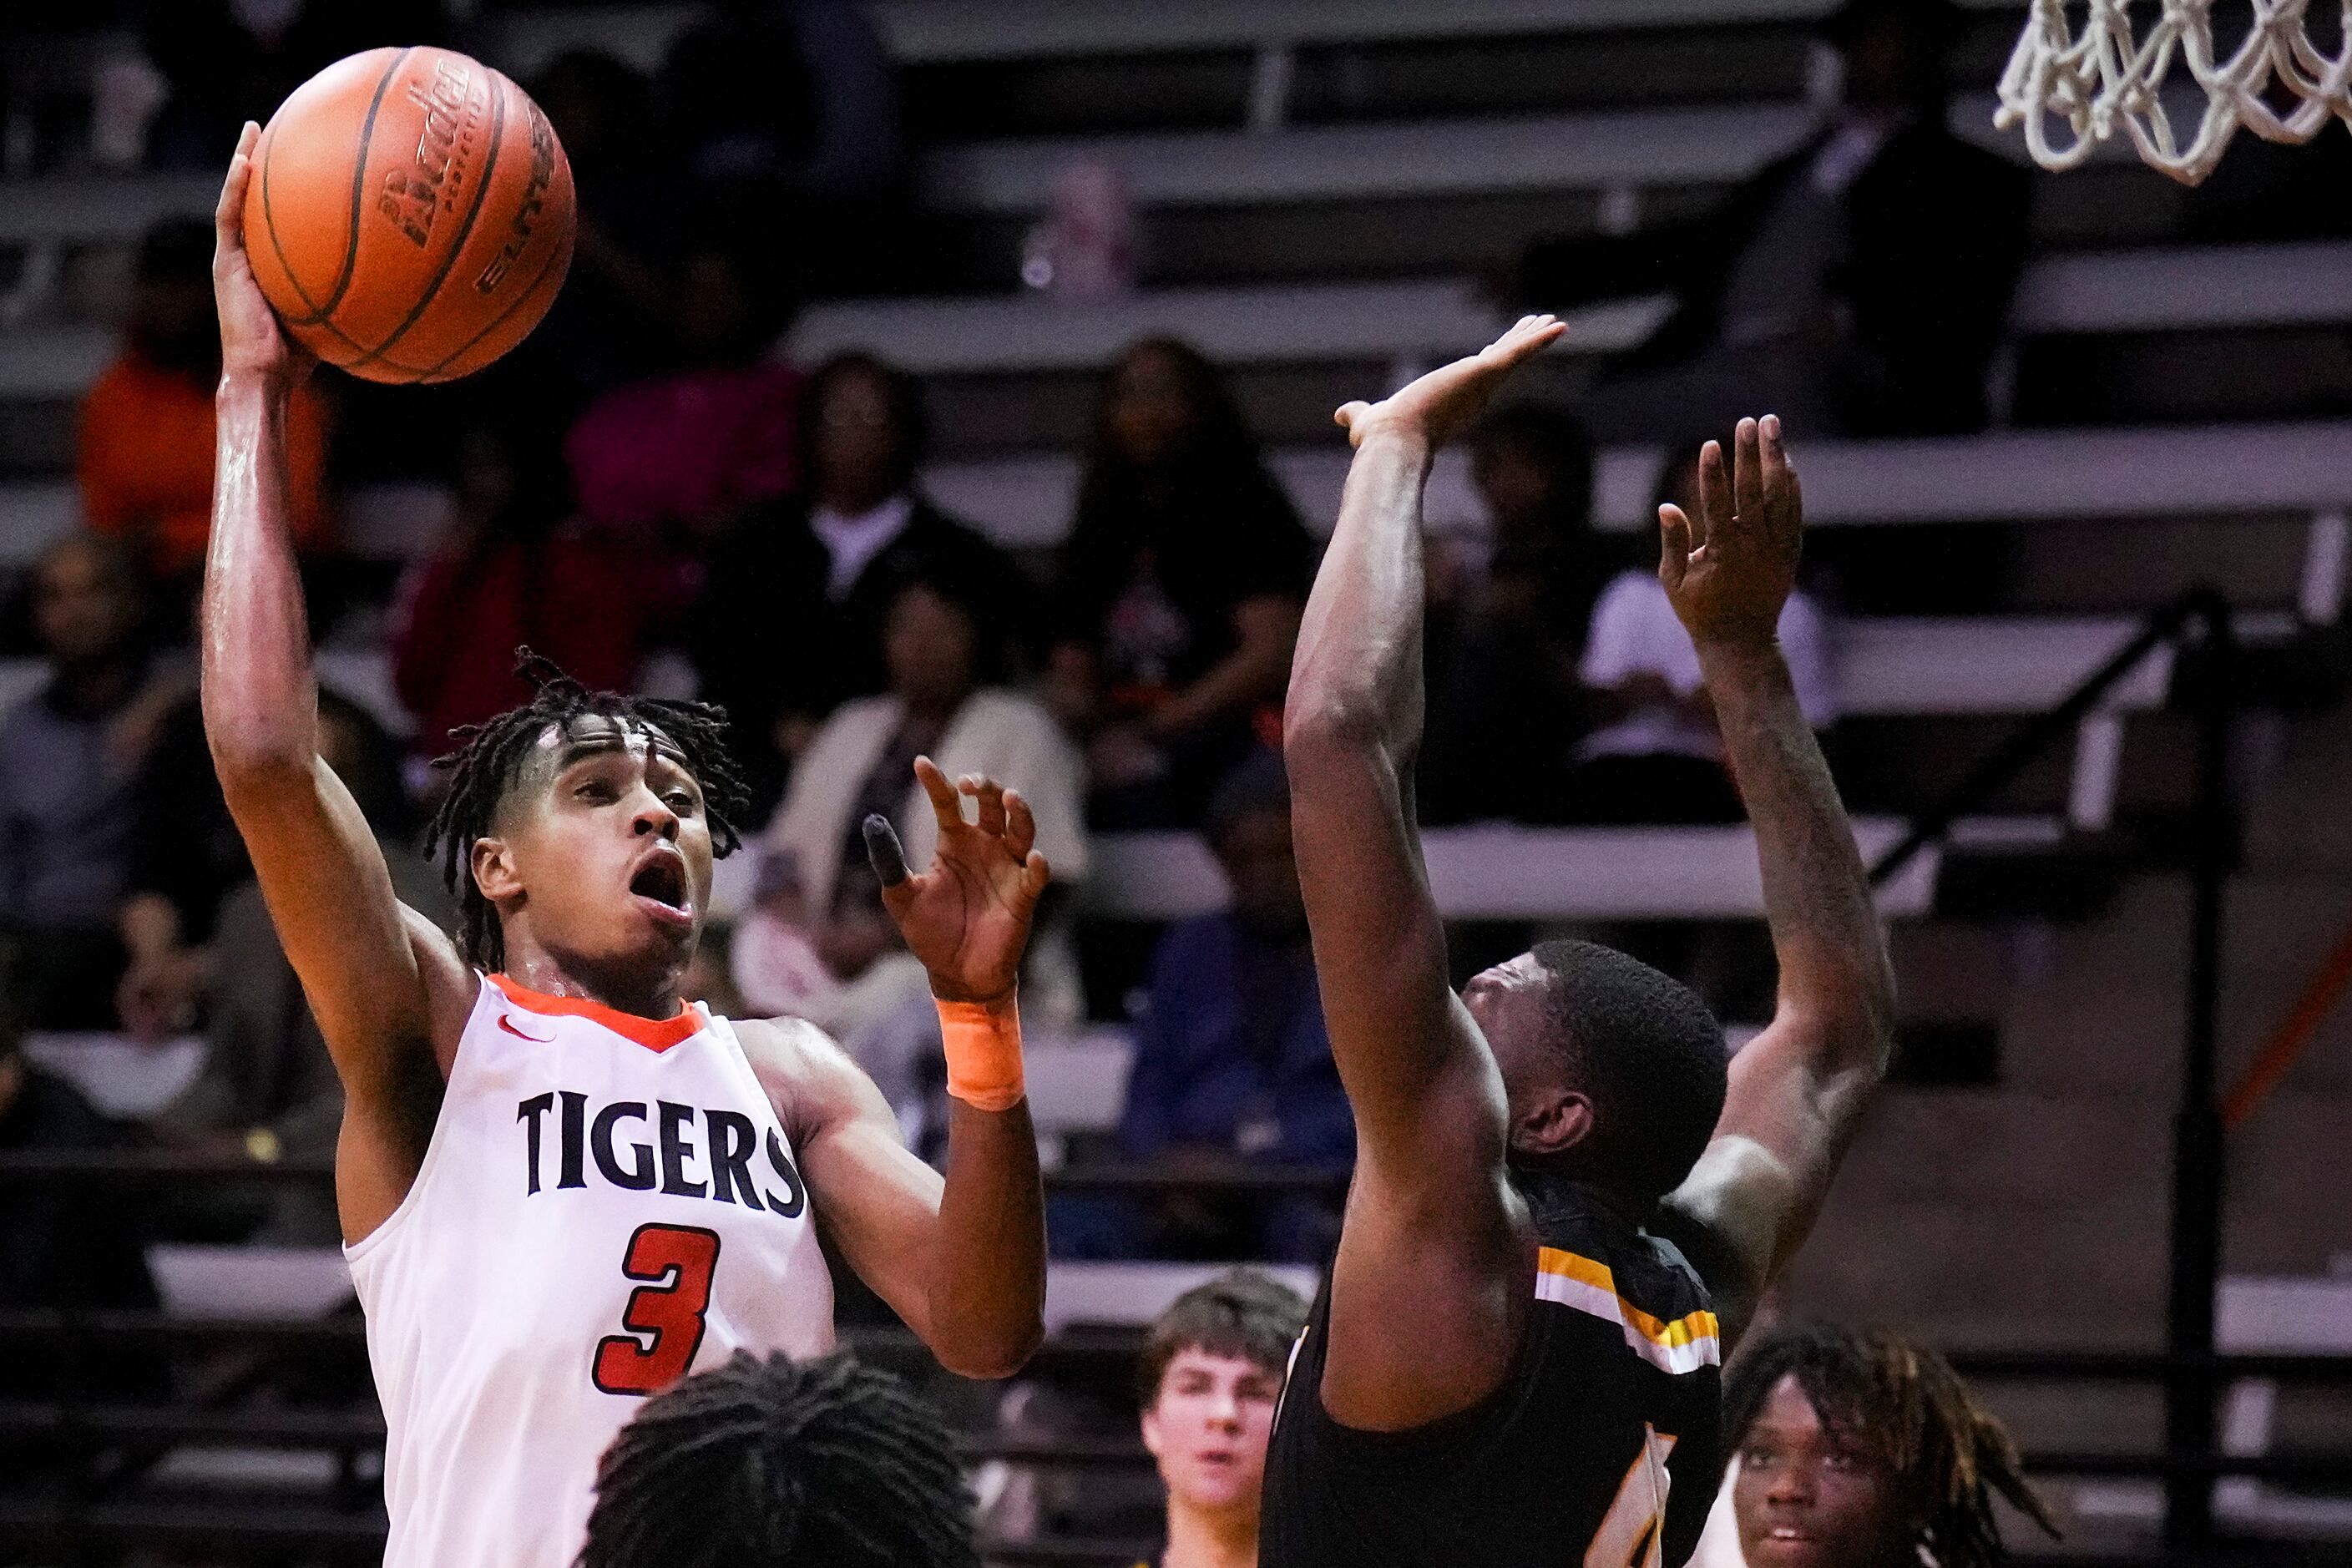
346,974,837,1568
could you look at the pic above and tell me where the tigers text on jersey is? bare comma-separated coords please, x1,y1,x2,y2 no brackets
346,974,837,1568
1261,1175,1722,1568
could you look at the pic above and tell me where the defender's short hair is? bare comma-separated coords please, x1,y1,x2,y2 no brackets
582,1350,978,1568
1530,938,1728,1206
1138,1270,1310,1404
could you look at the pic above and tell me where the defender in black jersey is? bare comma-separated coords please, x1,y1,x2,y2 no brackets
1267,318,1895,1568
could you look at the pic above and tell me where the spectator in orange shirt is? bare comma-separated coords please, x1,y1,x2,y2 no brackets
77,219,331,585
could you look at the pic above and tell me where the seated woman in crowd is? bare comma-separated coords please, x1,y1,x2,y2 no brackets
564,230,804,605
695,352,1038,813
1050,338,1314,829
1570,442,1836,823
392,409,654,769
739,567,1089,1045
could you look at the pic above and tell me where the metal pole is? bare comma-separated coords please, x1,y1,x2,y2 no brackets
2164,592,2234,1546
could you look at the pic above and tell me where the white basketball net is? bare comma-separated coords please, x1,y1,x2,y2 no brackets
1995,0,2352,184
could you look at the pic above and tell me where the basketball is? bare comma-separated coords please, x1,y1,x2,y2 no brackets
241,46,575,385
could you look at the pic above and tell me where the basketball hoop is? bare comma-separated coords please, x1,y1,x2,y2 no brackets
1995,0,2352,185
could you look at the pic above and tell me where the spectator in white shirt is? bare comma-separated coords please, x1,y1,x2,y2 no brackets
736,568,1090,1053
1569,443,1837,823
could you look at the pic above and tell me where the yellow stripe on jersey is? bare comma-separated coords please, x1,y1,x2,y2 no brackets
1535,1247,1721,1375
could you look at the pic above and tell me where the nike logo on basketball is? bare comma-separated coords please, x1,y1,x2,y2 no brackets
498,1014,554,1043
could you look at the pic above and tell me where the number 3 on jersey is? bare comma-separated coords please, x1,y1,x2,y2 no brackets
593,1223,721,1395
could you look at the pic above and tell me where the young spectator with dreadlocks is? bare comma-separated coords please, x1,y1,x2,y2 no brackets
580,1348,979,1568
1721,1324,2058,1568
200,127,1046,1568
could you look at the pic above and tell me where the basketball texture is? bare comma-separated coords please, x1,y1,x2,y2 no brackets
243,47,575,385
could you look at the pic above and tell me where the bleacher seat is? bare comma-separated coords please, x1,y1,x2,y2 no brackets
145,1244,353,1320
485,0,1845,81
1085,817,1940,922
1043,1261,1322,1332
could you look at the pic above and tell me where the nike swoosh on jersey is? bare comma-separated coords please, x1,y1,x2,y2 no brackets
499,1015,555,1043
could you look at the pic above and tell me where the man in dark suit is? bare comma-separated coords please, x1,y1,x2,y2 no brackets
1520,0,2031,442
690,353,1042,814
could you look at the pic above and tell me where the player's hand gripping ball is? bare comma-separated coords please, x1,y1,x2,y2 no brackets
241,47,575,384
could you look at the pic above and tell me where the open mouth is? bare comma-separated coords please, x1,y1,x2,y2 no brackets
630,850,692,921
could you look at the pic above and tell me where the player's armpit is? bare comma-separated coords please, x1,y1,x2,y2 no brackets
1652,1016,1881,1350
1320,1020,1531,1431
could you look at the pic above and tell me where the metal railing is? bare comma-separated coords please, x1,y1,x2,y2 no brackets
3,587,2339,1560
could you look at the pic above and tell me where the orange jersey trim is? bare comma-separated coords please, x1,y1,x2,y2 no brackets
489,974,703,1054
1537,1247,1722,1352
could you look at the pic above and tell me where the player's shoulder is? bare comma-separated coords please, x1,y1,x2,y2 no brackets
728,1014,876,1130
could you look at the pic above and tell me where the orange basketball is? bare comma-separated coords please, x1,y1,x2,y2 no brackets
243,46,575,385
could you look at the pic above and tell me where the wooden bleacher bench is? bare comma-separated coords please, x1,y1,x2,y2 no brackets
1085,817,1940,922
1044,1262,1321,1333
483,0,1844,80
790,280,1669,377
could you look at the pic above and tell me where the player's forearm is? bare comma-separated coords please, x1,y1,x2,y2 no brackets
1284,430,1429,761
1700,639,1894,1070
203,373,319,784
923,1098,1045,1378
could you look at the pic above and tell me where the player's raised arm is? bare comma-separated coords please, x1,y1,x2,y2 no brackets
203,124,473,1234
1653,417,1896,1344
765,761,1047,1378
1282,316,1565,1430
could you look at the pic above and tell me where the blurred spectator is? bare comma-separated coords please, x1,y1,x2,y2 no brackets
139,0,450,169
0,1009,164,1406
1712,1323,2060,1568
1136,1272,1311,1568
736,858,941,1141
693,354,1039,811
1567,446,1835,824
393,410,654,763
525,49,682,407
1060,754,1349,1263
134,695,439,1243
564,232,802,595
746,569,1088,1028
0,535,165,1029
1421,404,1620,824
78,219,332,584
659,0,908,294
1519,0,2028,440
1052,340,1313,829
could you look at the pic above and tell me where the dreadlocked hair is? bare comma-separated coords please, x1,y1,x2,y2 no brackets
580,1349,980,1568
1725,1323,2061,1568
422,650,749,972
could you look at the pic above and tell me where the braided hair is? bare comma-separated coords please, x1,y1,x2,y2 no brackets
422,651,750,973
580,1350,980,1568
1724,1324,2060,1568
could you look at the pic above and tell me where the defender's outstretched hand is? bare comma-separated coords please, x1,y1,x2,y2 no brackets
863,758,1050,1004
1658,414,1803,650
214,121,309,385
1333,314,1567,451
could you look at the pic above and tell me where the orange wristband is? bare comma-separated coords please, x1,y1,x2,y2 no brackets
937,994,1025,1112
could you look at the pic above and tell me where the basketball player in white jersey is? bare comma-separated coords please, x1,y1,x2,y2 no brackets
203,127,1047,1568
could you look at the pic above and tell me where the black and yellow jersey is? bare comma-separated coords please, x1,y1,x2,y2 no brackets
1261,1176,1722,1568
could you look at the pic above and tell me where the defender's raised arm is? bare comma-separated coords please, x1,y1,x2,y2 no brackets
203,124,472,1241
1657,417,1897,1342
1282,316,1565,1430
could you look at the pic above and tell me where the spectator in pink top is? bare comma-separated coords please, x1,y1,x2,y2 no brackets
564,232,803,604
